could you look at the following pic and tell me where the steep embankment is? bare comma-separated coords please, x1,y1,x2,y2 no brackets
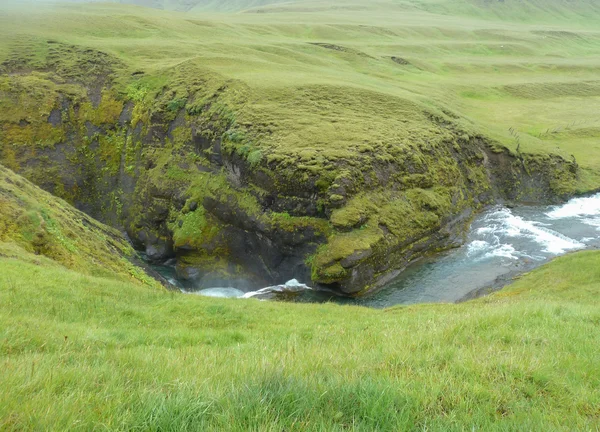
0,164,159,286
0,0,597,294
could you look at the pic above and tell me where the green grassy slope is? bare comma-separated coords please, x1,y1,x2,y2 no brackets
2,0,599,187
0,163,158,285
1,0,599,289
1,2,600,427
8,0,294,12
418,0,600,25
1,245,599,430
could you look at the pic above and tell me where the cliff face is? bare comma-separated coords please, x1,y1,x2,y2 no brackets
0,43,579,294
0,163,160,287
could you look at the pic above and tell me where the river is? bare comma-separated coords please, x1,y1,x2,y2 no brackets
149,193,600,307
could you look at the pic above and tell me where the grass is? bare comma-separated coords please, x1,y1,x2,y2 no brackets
1,4,600,426
1,0,600,184
0,164,158,286
1,246,599,430
1,0,600,288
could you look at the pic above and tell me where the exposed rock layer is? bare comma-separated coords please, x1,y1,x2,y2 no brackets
0,44,579,294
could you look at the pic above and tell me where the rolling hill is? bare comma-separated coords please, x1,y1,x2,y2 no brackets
1,0,600,429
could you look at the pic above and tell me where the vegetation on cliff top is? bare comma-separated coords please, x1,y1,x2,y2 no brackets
2,0,599,186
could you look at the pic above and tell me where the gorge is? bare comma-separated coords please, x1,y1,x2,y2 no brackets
151,193,600,305
0,47,585,297
2,0,600,429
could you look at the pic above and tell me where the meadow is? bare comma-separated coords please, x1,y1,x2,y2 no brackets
0,245,599,430
2,0,600,189
2,0,600,429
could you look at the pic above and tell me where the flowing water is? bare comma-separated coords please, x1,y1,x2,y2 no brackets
149,193,600,307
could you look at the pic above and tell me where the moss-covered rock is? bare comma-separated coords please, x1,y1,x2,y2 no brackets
0,163,159,287
0,41,582,294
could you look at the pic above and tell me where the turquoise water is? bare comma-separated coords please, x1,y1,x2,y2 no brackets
150,194,600,307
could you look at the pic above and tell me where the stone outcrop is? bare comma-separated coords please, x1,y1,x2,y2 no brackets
0,44,580,295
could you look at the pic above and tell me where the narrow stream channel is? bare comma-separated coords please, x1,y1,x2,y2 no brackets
149,193,600,307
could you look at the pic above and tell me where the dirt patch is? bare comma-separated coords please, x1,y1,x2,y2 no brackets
309,43,374,59
390,56,410,65
47,109,62,127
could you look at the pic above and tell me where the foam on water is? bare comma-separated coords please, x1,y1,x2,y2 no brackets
466,207,585,263
546,193,600,219
483,243,518,260
194,287,245,298
466,239,517,260
475,227,494,235
587,217,600,231
501,211,584,254
180,280,312,300
166,277,180,287
466,240,490,256
242,279,311,298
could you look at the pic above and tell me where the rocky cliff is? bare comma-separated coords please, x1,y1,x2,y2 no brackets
0,42,579,294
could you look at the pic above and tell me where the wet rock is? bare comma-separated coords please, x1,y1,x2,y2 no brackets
145,239,174,262
47,109,62,127
118,102,134,125
340,249,372,268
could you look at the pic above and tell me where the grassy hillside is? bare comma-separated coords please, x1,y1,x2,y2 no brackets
2,0,599,185
1,1,600,428
0,163,158,285
418,0,600,24
1,245,599,429
1,0,599,290
12,0,289,12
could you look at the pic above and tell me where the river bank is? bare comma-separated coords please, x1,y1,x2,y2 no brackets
146,193,600,307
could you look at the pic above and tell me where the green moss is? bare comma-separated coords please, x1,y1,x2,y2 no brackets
270,212,331,235
330,202,368,230
314,262,348,284
312,183,472,286
0,142,19,171
169,206,221,250
176,250,232,277
0,164,158,286
313,225,383,270
167,98,187,112
98,130,126,176
247,149,263,168
80,91,123,126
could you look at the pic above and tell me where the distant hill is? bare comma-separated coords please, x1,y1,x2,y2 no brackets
420,0,600,24
11,0,600,18
12,0,294,12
